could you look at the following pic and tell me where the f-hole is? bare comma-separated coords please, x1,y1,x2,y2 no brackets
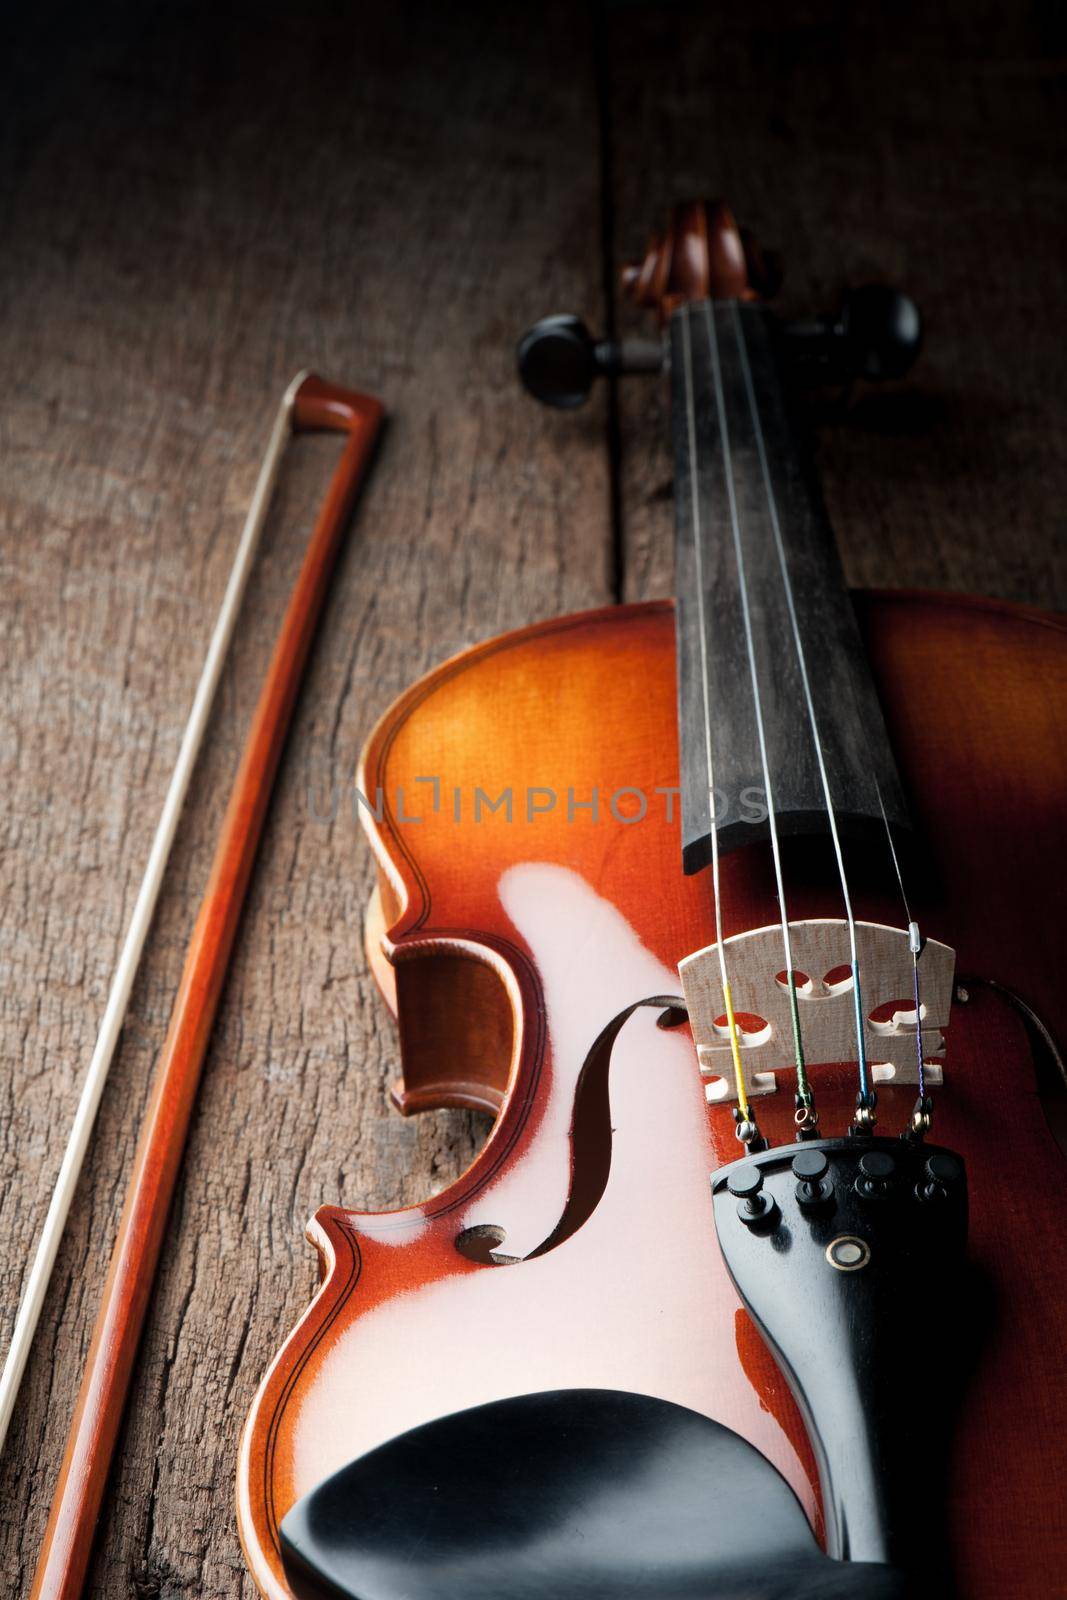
452,994,686,1266
526,994,686,1260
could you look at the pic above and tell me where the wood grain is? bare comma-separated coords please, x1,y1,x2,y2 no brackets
29,378,382,1600
0,4,608,1594
604,0,1067,609
0,1,1063,1595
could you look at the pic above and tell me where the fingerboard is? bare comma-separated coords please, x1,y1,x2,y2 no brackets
671,298,908,872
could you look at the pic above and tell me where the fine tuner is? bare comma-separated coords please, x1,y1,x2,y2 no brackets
518,287,922,408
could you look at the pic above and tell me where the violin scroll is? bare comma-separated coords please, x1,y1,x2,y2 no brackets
517,199,778,408
519,199,919,410
622,198,781,317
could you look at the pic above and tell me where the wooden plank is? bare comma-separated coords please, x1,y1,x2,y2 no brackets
604,1,1067,610
4,2,1066,1594
0,2,609,1593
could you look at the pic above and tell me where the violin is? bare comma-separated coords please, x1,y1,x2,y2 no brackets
237,200,1067,1600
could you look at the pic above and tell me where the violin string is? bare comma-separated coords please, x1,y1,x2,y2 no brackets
702,302,812,1116
812,450,931,1129
872,778,928,1112
731,301,873,1115
679,306,755,1132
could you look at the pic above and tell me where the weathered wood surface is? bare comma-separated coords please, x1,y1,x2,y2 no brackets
0,1,1063,1595
608,2,1067,608
0,4,609,1594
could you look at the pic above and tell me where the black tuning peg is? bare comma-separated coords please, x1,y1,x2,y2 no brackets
784,286,922,387
517,315,663,409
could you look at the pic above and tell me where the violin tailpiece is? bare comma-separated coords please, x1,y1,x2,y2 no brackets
678,920,956,1103
711,1134,969,1574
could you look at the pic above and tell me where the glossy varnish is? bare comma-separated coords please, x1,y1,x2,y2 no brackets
238,589,1067,1600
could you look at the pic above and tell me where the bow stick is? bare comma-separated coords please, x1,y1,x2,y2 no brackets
25,373,383,1600
0,372,306,1459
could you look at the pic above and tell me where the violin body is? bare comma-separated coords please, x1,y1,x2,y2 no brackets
238,589,1067,1600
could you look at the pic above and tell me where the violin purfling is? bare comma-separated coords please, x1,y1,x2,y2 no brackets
238,201,1067,1600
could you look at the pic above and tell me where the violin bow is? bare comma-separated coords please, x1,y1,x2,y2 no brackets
19,373,383,1600
0,372,305,1459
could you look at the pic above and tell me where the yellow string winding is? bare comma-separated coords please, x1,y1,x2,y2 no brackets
721,979,751,1121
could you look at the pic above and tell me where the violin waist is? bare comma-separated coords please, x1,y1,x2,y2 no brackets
237,590,1067,1600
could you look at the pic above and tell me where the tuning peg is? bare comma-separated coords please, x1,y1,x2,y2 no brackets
785,286,922,386
517,315,663,409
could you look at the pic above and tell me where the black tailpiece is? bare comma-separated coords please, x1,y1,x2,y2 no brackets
712,1134,970,1591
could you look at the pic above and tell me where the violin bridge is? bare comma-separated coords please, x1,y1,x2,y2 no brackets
678,920,956,1104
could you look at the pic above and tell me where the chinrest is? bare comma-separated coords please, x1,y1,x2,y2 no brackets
279,1389,908,1600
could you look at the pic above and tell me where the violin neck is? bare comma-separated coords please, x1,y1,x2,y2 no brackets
670,298,908,873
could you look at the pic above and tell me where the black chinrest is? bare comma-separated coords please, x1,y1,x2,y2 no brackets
280,1389,908,1600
